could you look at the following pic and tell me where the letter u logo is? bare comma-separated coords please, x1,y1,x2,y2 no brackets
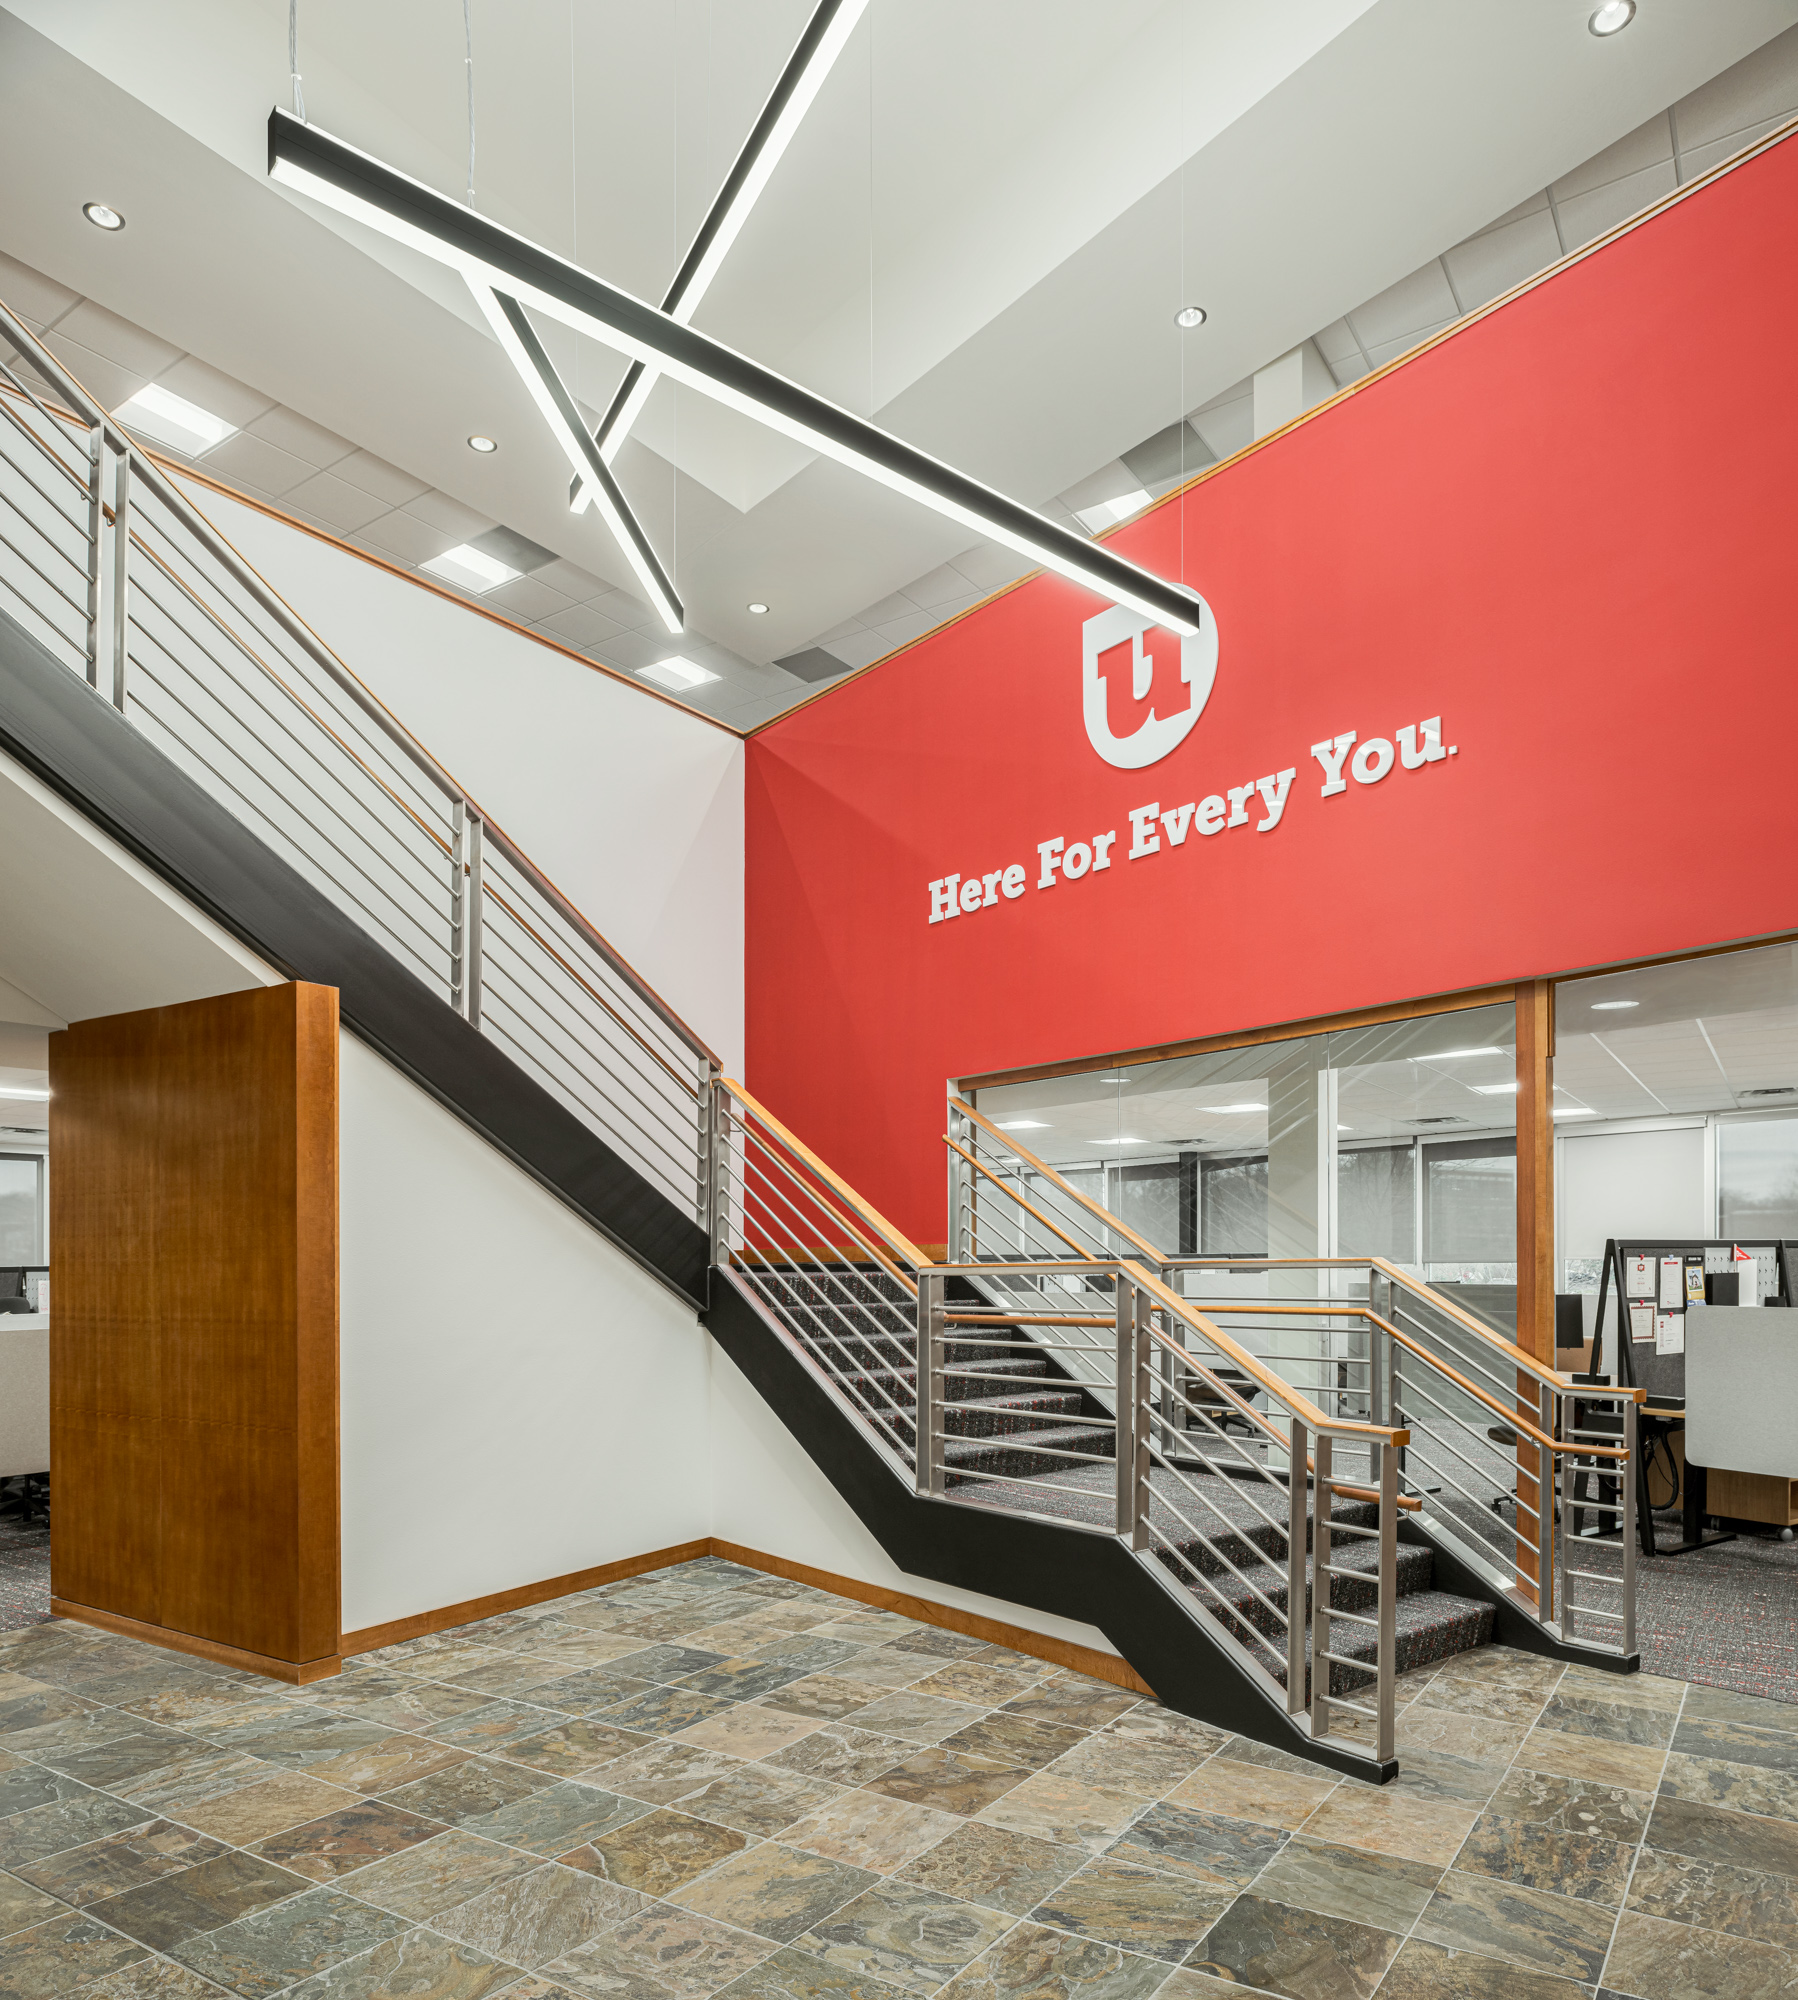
1081,600,1218,771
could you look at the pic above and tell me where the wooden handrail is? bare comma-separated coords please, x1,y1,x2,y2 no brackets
949,1097,1165,1262
944,1135,1096,1261
1375,1316,1632,1459
723,1078,930,1277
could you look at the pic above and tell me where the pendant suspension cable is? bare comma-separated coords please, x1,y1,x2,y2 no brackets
462,0,476,203
288,0,305,121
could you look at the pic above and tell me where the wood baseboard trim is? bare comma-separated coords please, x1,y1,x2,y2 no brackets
51,1599,342,1686
337,1540,712,1657
708,1541,1153,1693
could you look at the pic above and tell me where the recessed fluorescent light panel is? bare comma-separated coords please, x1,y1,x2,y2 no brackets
639,656,720,691
114,384,237,456
0,1086,50,1100
1205,1102,1267,1114
1433,1047,1504,1060
995,1120,1048,1130
1075,489,1152,534
1553,1107,1599,1118
421,544,520,594
1471,1082,1521,1095
1590,1000,1639,1011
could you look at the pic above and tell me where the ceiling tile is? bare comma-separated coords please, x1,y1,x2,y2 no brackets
199,430,315,497
589,588,656,631
485,575,573,623
1059,459,1139,514
1673,20,1798,150
901,563,978,609
1362,319,1456,370
1468,189,1552,238
856,590,920,627
400,490,493,539
245,406,355,470
949,544,1035,593
530,557,609,601
152,354,275,429
38,334,146,413
282,471,391,534
1679,120,1787,181
0,252,78,327
592,630,666,673
809,616,866,643
868,609,941,651
1347,261,1460,351
1442,207,1562,312
775,647,851,684
1311,319,1361,365
1555,159,1678,251
820,629,893,670
1324,353,1370,388
1121,422,1210,489
470,524,559,574
1188,392,1252,462
1551,112,1673,203
334,448,432,507
539,603,626,649
52,299,180,376
357,510,456,566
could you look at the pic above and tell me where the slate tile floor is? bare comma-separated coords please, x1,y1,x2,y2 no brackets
1,1560,1795,1999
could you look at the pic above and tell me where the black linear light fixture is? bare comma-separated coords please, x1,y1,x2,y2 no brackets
266,116,1202,637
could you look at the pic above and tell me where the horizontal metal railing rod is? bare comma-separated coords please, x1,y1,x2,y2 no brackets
729,1151,918,1316
729,1141,918,1302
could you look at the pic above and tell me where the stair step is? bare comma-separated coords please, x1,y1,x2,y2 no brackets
1195,1540,1439,1656
942,1422,1117,1483
1193,1578,1494,1698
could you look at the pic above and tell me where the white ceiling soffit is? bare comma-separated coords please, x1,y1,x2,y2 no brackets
2,0,1793,674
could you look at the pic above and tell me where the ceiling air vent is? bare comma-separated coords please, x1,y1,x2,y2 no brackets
1741,1087,1797,1098
1409,1116,1469,1125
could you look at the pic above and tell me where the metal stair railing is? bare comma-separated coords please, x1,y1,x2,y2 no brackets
0,300,718,1231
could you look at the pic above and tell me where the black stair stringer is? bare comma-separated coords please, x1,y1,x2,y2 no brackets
0,606,707,1305
706,1269,1397,1783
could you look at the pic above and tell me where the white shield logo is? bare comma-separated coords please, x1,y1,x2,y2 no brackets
1081,599,1218,770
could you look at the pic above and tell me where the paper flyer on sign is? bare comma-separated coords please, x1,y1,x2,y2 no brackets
1630,1303,1655,1344
1659,1255,1684,1308
1627,1254,1654,1298
1734,1244,1760,1306
1685,1259,1705,1304
1655,1312,1684,1355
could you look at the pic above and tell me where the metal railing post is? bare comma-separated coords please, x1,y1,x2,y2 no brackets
1622,1397,1638,1655
1561,1389,1576,1641
916,1268,945,1496
1286,1423,1308,1713
450,800,469,1015
698,1066,724,1250
1115,1278,1148,1548
109,439,129,710
945,1094,968,1264
84,422,104,689
464,809,485,1027
1538,1382,1556,1626
1310,1433,1332,1738
1376,1439,1397,1763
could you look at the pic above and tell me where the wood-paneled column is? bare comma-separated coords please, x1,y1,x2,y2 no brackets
49,982,340,1682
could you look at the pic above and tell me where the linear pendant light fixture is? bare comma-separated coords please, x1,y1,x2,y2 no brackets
572,0,870,517
267,110,1202,637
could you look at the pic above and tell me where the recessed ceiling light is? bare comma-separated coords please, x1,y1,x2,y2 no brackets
1590,1000,1638,1011
466,434,498,452
1471,1082,1521,1095
1105,1136,1147,1145
1432,1047,1504,1059
83,202,125,231
1588,1,1635,35
639,655,721,691
1207,1102,1267,1114
0,1086,50,1100
421,543,520,593
114,383,236,456
1553,1106,1599,1118
747,602,769,614
996,1120,1048,1130
1175,306,1207,329
1337,1124,1352,1132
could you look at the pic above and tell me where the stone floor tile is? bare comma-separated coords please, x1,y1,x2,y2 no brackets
904,1663,1042,1709
116,1749,276,1815
1454,1810,1636,1904
1412,1868,1616,1983
886,1631,987,1664
1681,1685,1798,1738
677,1706,826,1762
1393,1707,1529,1764
780,1788,961,1874
598,1686,741,1735
169,1771,358,1847
666,1767,842,1839
421,1701,561,1755
864,1746,1032,1817
458,1779,650,1857
1540,1692,1680,1749
1210,1737,1325,1780
1481,1766,1654,1844
1557,1664,1687,1712
1166,1755,1336,1830
566,1805,748,1895
1249,1835,1443,1933
85,1847,311,1951
669,1840,880,1944
335,1827,538,1920
1626,1841,1798,1948
1374,1936,1590,1998
1646,1792,1798,1876
171,1883,409,1997
300,1733,470,1797
1106,1800,1285,1889
0,1706,129,1762
1514,1724,1669,1793
1411,1677,1555,1728
0,1789,158,1870
277,1924,520,2000
379,1754,557,1827
208,1711,393,1770
435,1659,568,1702
34,1727,209,1793
826,1651,939,1693
1295,1786,1476,1867
1032,1854,1231,1964
765,1728,912,1788
1387,1745,1513,1807
0,1686,104,1740
796,1879,1014,1995
13,1817,227,1908
1657,1751,1798,1822
431,1859,640,1966
0,1866,65,1938
1602,1907,1798,1999
832,1696,990,1748
893,1820,1085,1917
598,1645,728,1686
545,1902,774,2000
116,1683,268,1728
940,1713,1083,1773
757,1678,884,1724
709,1940,914,1998
247,1799,440,1882
933,1918,1170,1999
1670,1716,1798,1778
0,1762,93,1817
997,1687,1141,1733
588,1739,747,1806
0,1910,149,1994
525,1671,660,1717
75,1958,227,1997
1189,1889,1401,1998
976,1773,1147,1855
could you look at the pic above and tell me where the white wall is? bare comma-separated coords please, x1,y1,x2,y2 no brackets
180,480,746,1076
705,1337,1123,1660
337,1031,711,1635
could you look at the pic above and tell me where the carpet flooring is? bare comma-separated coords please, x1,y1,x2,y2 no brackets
0,1506,50,1632
4,1557,1798,1999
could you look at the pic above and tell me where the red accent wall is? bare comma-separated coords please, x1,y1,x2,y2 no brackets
746,133,1798,1245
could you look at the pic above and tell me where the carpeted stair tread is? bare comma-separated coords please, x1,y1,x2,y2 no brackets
941,1422,1118,1481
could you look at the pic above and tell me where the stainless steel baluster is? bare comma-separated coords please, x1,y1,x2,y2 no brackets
1286,1422,1308,1712
1538,1382,1556,1627
1311,1434,1333,1738
1116,1279,1148,1548
110,439,129,710
1622,1397,1638,1656
1377,1439,1397,1762
84,423,104,689
916,1269,945,1497
1560,1386,1575,1642
464,809,485,1026
450,800,469,1015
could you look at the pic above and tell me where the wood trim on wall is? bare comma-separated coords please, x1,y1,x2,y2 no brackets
1514,979,1556,1366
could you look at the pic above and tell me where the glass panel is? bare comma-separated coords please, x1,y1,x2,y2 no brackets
1423,1137,1517,1274
0,1155,42,1264
1114,1161,1179,1249
1201,1155,1267,1255
1720,1116,1798,1238
1338,1143,1415,1262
